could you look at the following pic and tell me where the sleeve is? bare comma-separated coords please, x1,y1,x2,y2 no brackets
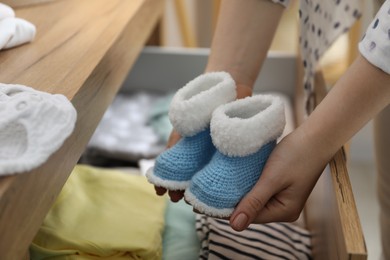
271,0,290,8
359,0,390,74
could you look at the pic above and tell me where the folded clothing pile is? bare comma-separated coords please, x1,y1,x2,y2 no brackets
196,215,312,260
82,92,171,166
30,165,167,259
0,2,36,50
162,200,200,260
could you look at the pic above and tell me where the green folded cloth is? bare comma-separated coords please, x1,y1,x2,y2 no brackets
163,200,200,260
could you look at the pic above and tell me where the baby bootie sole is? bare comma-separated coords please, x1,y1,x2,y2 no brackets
184,188,234,217
146,167,191,190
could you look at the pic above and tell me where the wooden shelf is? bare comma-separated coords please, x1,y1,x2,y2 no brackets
0,0,163,258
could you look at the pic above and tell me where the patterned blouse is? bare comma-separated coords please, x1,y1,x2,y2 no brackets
273,0,389,112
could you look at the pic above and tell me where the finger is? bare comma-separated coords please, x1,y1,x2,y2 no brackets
155,186,167,196
249,195,302,224
168,190,184,202
236,84,253,99
229,177,277,231
167,130,181,148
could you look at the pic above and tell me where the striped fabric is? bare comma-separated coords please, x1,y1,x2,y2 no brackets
196,215,312,260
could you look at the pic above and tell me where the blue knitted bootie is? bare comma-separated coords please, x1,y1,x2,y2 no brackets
184,94,286,217
146,72,236,190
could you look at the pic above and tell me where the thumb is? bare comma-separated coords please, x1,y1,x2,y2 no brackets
166,130,181,148
229,177,275,231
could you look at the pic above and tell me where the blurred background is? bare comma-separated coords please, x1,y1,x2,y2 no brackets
146,0,380,258
154,0,369,84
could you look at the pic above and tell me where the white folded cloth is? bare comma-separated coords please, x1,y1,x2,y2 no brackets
0,2,36,50
0,83,77,175
0,3,14,19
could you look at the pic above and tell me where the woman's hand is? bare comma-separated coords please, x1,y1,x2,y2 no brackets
229,128,329,231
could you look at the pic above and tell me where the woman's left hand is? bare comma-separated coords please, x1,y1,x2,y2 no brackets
229,128,329,231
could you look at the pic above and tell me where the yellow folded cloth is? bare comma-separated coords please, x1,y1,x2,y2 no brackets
30,165,167,260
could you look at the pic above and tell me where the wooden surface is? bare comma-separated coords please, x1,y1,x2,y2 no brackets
301,72,367,259
305,150,367,260
1,0,58,8
0,0,163,258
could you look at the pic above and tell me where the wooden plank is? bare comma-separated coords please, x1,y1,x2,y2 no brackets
305,150,366,260
174,0,197,47
329,150,367,260
0,0,163,258
0,0,58,8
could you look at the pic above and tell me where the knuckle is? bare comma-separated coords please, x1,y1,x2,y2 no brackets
245,195,266,213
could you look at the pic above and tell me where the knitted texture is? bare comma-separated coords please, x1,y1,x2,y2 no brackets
184,94,285,217
146,128,216,190
185,141,276,217
0,84,77,175
146,72,236,190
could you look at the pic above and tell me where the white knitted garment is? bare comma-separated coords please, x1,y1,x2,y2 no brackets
0,84,77,175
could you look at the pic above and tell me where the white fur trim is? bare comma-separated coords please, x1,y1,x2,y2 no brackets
184,189,234,217
211,94,285,157
146,167,190,190
169,72,236,137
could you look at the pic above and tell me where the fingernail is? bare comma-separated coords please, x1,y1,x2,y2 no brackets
232,213,248,231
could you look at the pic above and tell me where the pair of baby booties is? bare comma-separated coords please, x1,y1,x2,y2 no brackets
146,72,285,217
